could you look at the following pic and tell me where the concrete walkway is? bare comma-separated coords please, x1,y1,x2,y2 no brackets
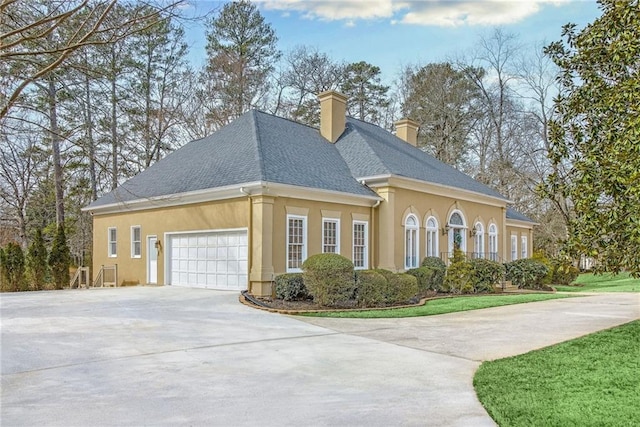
1,288,638,427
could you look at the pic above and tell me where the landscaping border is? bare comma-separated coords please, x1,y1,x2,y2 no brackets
239,289,558,315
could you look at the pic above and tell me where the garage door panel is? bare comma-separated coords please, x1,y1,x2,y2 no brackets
168,230,248,290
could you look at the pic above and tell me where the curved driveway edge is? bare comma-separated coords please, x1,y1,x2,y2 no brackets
2,288,638,426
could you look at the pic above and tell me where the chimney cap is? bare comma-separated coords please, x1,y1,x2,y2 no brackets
394,118,420,128
318,90,348,103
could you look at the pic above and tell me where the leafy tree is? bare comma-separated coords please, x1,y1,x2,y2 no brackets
543,0,640,275
1,242,26,292
204,0,280,126
401,62,479,168
340,61,389,124
26,229,48,290
48,224,70,289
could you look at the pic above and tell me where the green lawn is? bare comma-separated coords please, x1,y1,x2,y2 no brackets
474,320,640,427
301,293,574,318
555,272,640,292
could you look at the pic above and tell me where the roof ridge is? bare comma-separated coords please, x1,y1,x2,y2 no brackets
250,110,267,181
252,108,320,132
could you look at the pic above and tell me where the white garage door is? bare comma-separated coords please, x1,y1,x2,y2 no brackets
168,230,248,290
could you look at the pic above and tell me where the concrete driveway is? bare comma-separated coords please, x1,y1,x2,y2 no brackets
1,288,638,427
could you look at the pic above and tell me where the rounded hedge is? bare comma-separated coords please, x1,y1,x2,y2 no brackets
275,273,308,301
302,253,355,307
355,270,388,307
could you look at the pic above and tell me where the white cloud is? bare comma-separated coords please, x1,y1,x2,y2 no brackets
257,0,573,26
258,0,396,21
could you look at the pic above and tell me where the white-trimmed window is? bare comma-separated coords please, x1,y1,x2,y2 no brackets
353,221,368,270
521,235,528,259
131,226,141,258
322,218,340,254
473,222,484,259
404,215,419,269
287,215,307,272
426,216,438,258
511,235,518,261
448,211,467,254
488,224,498,261
108,227,117,257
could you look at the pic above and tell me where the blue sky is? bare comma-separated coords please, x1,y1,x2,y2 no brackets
182,0,602,83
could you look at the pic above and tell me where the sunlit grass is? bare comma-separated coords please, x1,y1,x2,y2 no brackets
300,293,574,318
474,320,640,426
555,272,640,292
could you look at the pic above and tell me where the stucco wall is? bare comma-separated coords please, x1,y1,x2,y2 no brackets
506,224,535,262
378,186,507,270
92,198,249,285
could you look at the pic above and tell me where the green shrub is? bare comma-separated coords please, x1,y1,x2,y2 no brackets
26,229,48,290
406,266,439,293
302,253,355,307
48,225,70,290
275,273,308,301
1,242,26,292
421,256,446,289
505,259,549,289
549,257,580,285
470,258,504,293
370,269,419,304
443,250,473,294
532,250,554,284
355,270,389,307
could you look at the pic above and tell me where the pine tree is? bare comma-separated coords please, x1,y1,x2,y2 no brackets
49,225,70,290
1,242,26,292
27,229,49,290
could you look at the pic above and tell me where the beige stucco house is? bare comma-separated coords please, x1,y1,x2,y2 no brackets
84,91,535,296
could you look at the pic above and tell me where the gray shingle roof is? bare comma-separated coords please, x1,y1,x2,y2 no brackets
88,110,376,208
335,118,507,200
506,208,536,223
88,110,512,210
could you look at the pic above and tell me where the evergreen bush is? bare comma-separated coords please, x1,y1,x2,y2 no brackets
443,249,473,294
302,253,355,307
505,259,549,289
274,273,308,301
420,256,446,289
48,225,70,290
1,242,26,292
406,266,439,292
355,270,388,307
27,229,48,290
469,258,504,293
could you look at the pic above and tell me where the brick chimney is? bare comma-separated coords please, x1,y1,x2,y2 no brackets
395,118,419,147
318,90,347,143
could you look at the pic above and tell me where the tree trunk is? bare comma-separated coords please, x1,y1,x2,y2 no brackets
49,78,65,226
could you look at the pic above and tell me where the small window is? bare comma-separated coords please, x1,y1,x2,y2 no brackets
322,219,340,254
108,227,117,258
353,221,368,270
131,226,141,258
287,215,307,272
511,235,518,261
404,215,419,269
425,217,438,258
521,235,528,259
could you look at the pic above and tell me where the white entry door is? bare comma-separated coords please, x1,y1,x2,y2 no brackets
167,230,248,290
147,236,158,284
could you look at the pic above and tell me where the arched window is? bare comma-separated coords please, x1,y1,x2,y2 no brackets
448,211,466,255
425,216,438,258
404,215,419,269
474,222,484,259
488,224,498,261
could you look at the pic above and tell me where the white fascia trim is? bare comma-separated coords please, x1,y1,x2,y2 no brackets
506,218,539,227
82,181,263,215
357,174,511,207
84,181,381,215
